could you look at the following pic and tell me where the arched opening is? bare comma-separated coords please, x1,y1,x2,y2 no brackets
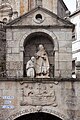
23,32,55,78
14,112,62,120
35,14,42,20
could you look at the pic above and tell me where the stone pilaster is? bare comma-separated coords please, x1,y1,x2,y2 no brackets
75,61,80,78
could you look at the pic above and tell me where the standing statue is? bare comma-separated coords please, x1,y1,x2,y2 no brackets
26,57,36,78
35,44,50,78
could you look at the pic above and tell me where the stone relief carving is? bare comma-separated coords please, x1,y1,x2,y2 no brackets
26,44,50,78
20,83,57,107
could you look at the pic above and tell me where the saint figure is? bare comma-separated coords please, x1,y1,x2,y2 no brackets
35,44,50,78
26,57,36,78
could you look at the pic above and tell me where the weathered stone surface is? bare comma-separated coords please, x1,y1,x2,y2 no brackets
6,30,13,41
6,61,23,70
6,48,12,54
20,82,57,106
6,70,23,78
59,53,72,62
75,61,80,78
12,48,19,54
6,54,20,62
6,26,72,78
0,1,78,120
0,79,79,120
0,23,6,73
60,70,72,78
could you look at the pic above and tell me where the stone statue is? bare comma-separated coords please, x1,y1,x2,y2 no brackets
26,57,36,78
35,44,50,78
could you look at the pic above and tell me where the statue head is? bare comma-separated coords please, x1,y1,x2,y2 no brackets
31,56,35,62
38,44,44,51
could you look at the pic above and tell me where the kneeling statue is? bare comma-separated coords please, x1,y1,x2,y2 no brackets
26,57,36,78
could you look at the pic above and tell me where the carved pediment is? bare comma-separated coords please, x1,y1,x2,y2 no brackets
7,7,74,27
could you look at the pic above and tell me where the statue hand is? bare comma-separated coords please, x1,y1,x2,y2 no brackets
42,57,46,61
34,53,40,59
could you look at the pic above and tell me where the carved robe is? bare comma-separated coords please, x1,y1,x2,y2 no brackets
35,45,50,78
26,57,36,78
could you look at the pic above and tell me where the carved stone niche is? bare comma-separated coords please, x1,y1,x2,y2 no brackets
20,82,58,107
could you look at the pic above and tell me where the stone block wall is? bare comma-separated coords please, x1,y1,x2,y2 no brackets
0,0,68,22
0,22,6,76
6,27,72,78
57,0,68,18
0,78,80,120
54,29,72,78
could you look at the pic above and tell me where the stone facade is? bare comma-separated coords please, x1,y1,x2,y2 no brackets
0,1,80,120
6,7,73,78
0,22,6,76
0,78,80,120
70,0,80,78
0,0,68,22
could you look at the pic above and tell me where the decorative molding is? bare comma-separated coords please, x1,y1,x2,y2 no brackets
33,12,45,24
6,107,68,120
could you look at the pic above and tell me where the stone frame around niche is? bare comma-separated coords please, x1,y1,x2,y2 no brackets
19,29,59,78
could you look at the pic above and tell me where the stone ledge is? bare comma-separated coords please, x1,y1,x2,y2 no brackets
0,77,80,82
5,25,74,29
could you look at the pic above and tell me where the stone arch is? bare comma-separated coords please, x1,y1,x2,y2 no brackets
6,107,68,120
23,32,55,77
19,29,59,52
19,29,59,77
15,112,62,120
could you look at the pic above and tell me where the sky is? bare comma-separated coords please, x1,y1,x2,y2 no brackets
63,0,76,13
